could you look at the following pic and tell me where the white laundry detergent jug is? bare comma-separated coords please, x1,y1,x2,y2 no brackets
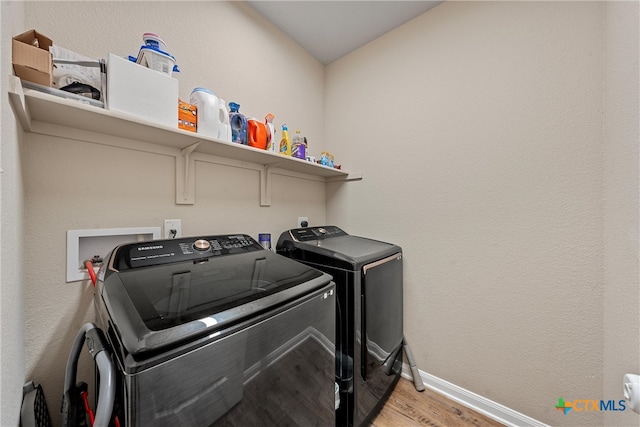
218,98,232,142
190,87,220,139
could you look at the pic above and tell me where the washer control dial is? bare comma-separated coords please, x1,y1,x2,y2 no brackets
193,239,211,251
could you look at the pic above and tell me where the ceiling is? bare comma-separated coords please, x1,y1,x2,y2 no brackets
246,1,443,65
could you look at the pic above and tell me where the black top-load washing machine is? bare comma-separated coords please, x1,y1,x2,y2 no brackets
93,234,336,426
277,226,404,427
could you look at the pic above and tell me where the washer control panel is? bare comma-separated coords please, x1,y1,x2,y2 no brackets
112,234,262,270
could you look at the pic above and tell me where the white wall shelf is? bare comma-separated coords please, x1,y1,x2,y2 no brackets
7,75,362,205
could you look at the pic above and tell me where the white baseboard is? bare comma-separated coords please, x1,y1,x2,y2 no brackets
401,364,550,427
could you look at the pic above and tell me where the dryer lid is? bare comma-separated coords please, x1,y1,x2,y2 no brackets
277,226,402,270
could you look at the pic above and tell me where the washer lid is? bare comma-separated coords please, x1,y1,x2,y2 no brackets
99,235,330,355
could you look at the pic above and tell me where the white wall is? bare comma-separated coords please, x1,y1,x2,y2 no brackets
17,2,327,425
1,2,26,426
326,2,637,426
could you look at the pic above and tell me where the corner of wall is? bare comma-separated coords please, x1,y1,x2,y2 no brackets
1,2,27,426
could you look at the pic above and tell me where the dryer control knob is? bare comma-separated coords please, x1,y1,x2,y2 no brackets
193,239,211,251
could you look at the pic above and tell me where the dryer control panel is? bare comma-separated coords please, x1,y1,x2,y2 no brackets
288,226,347,242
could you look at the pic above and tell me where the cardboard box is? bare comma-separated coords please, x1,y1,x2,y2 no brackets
106,53,178,128
178,100,197,132
12,29,53,87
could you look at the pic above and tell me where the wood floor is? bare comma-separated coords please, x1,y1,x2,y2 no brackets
370,378,506,427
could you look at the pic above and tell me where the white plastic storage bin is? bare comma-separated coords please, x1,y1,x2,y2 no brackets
106,53,178,128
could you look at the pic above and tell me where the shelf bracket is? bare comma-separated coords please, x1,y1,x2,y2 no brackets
176,141,202,205
260,165,275,207
8,75,32,131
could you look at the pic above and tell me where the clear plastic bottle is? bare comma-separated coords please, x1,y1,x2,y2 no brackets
279,124,291,156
